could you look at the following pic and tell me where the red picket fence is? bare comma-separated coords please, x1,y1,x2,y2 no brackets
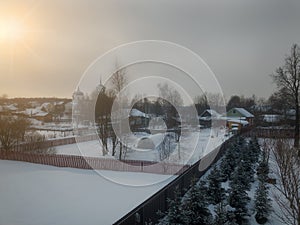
0,151,189,175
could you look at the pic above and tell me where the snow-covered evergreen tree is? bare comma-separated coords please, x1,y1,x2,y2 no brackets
207,166,226,204
183,180,213,225
220,143,240,181
157,190,188,225
236,136,247,150
214,201,228,225
247,137,261,164
242,140,258,179
257,149,269,183
228,167,251,224
255,149,271,224
254,180,271,224
231,162,252,191
225,211,240,225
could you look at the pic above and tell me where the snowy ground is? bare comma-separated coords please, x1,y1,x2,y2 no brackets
0,160,175,225
0,128,230,225
55,139,104,157
56,128,229,165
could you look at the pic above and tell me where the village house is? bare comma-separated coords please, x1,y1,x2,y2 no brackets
226,107,254,132
129,108,150,132
198,109,222,128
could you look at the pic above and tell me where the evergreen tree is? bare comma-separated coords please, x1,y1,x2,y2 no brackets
214,201,228,225
183,180,213,225
254,180,271,224
240,151,256,184
220,143,240,181
157,190,188,225
257,150,269,183
237,136,247,150
207,166,226,204
225,211,240,225
247,137,261,164
255,150,271,225
228,167,251,224
232,162,252,191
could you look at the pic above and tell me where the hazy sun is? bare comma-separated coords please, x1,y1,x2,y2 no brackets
0,19,25,42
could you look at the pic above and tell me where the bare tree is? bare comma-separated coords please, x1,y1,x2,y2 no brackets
111,131,118,156
272,139,300,225
268,89,291,115
159,134,172,161
95,88,114,156
0,116,30,151
271,44,300,150
194,94,209,115
24,132,56,154
111,66,127,95
110,64,128,158
158,83,183,107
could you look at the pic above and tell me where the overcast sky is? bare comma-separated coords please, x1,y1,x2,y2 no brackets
0,0,300,99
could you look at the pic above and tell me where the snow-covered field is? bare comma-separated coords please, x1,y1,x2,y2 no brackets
0,160,175,225
0,128,230,225
56,128,229,165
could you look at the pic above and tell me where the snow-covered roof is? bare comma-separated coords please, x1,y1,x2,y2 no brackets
40,102,52,109
199,109,222,118
199,116,211,121
251,105,271,112
22,106,49,117
130,109,150,118
34,112,49,117
286,109,296,116
6,104,18,111
109,108,150,120
232,108,254,118
137,133,164,149
226,116,246,120
55,101,65,105
0,104,18,111
227,119,249,126
262,114,282,123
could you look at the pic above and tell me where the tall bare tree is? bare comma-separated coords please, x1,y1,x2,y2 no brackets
110,65,128,159
271,44,300,151
111,66,127,95
158,83,183,107
95,88,114,156
272,139,300,225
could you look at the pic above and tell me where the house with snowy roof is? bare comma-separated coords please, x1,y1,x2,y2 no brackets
226,107,254,131
129,108,150,132
198,109,222,128
20,104,52,122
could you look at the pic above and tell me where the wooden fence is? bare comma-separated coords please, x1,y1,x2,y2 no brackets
0,151,189,175
11,134,98,152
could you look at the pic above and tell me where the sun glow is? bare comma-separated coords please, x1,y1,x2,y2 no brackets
0,19,25,42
